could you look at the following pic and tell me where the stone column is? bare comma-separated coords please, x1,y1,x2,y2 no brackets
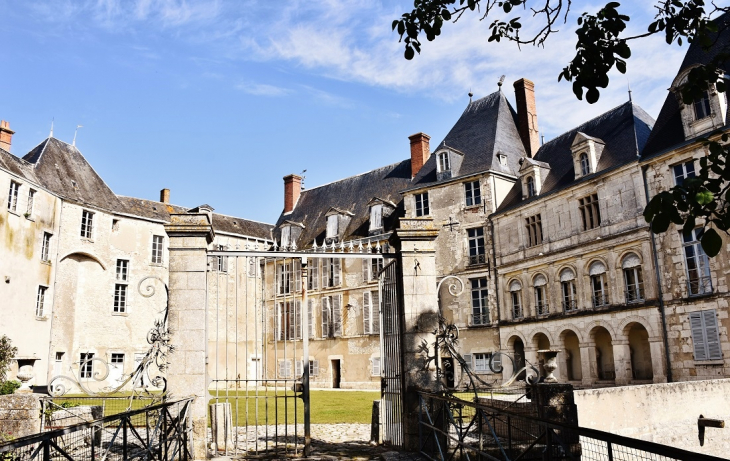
580,343,597,386
525,347,539,376
165,211,215,460
392,217,439,452
649,338,668,383
612,340,632,385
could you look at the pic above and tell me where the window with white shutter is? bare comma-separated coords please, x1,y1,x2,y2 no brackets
321,298,331,338
295,300,302,339
308,259,319,290
323,258,341,288
310,360,319,376
690,310,723,361
462,354,472,371
295,360,303,378
363,292,372,334
371,291,380,334
307,299,315,338
371,357,381,376
363,291,379,335
279,360,292,378
294,259,302,292
333,295,343,337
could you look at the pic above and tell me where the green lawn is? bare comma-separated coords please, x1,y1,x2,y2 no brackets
210,389,379,425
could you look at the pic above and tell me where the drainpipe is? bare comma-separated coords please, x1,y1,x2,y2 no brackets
641,164,673,383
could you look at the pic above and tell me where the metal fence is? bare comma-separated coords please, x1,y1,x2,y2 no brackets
0,398,192,461
41,396,160,430
417,391,726,461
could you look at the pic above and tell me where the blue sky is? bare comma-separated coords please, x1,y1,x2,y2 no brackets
0,1,694,224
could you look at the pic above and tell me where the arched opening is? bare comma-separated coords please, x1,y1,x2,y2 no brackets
562,330,582,382
513,338,526,380
627,323,653,380
592,327,615,381
533,333,550,351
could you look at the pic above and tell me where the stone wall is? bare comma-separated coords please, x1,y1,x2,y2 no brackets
575,379,730,457
0,394,41,439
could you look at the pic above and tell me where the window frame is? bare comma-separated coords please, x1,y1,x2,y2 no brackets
526,176,536,198
579,194,601,231
363,290,380,335
467,227,486,266
683,228,713,296
525,214,543,247
473,352,493,373
689,309,722,361
326,215,339,241
415,192,430,217
41,232,52,262
80,210,94,239
693,90,712,120
114,283,128,314
36,286,47,318
534,284,548,316
591,273,608,307
464,180,482,207
579,153,590,176
370,204,383,231
470,278,489,325
151,235,164,265
7,180,19,212
26,189,35,216
80,353,95,379
623,265,645,304
673,159,696,186
437,152,451,173
322,257,341,288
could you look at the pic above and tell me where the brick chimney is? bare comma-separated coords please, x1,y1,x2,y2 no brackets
160,188,170,204
0,121,14,152
408,132,431,178
283,174,302,213
513,79,540,157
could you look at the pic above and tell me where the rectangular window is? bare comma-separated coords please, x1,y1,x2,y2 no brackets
363,291,380,334
321,295,342,338
36,286,47,317
281,225,291,249
473,353,494,373
511,291,522,319
307,299,315,339
525,214,543,247
81,210,94,239
7,180,19,212
464,180,481,207
322,258,341,288
591,274,608,307
114,284,128,313
26,189,35,216
296,360,319,377
278,261,293,295
694,91,712,120
276,301,302,341
80,353,94,379
279,360,292,378
562,280,577,312
415,193,429,217
116,259,129,282
438,152,450,172
363,256,383,282
467,228,486,265
683,229,712,296
216,245,228,273
370,204,383,230
579,194,601,230
111,353,124,365
673,160,696,186
690,310,722,361
151,235,164,264
371,357,381,376
470,278,489,325
308,258,319,291
41,232,51,262
535,285,548,316
326,215,338,241
623,267,644,303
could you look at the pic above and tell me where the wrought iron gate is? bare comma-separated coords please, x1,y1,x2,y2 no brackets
379,257,404,447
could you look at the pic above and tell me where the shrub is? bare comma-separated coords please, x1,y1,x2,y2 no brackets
0,336,17,382
0,380,20,396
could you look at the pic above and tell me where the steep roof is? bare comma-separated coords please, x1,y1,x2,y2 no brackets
274,160,413,247
0,147,38,184
118,196,273,241
23,137,124,212
496,101,655,213
642,12,730,159
411,90,526,186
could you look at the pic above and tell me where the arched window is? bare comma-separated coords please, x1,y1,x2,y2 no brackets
560,268,577,312
509,280,523,319
533,274,548,316
580,152,590,175
589,260,608,307
622,253,644,303
526,176,536,197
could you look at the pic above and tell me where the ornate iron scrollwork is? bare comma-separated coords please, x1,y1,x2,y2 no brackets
49,276,172,401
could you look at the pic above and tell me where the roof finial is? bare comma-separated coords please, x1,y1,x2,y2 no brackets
498,75,505,90
468,88,473,102
72,125,83,147
49,118,54,138
627,78,633,103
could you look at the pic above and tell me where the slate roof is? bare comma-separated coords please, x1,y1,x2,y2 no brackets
410,90,527,187
642,12,730,159
0,147,38,183
118,196,274,240
274,160,413,247
23,137,124,212
496,101,655,214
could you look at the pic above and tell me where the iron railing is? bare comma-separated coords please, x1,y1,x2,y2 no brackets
562,300,578,313
0,398,192,461
592,294,609,308
469,254,486,266
469,313,490,326
417,391,726,461
41,396,160,430
536,302,549,316
688,276,713,296
512,306,523,320
624,288,645,304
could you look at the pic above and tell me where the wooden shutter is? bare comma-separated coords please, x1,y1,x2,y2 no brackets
322,259,329,288
333,295,342,336
463,354,472,371
371,291,380,334
362,258,370,282
294,259,302,292
322,298,330,338
307,299,315,339
295,360,303,378
372,357,381,376
363,292,371,334
279,360,286,378
310,259,319,290
333,258,341,286
287,303,295,340
296,300,302,339
690,311,708,360
275,303,282,341
491,353,502,373
312,360,319,376
704,310,722,360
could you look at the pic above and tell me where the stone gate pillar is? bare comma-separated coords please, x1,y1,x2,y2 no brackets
392,217,439,452
165,211,215,460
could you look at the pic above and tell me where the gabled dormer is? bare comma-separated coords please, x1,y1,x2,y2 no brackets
671,65,728,139
279,220,305,250
434,145,464,181
367,197,396,235
518,157,551,199
571,132,605,180
325,207,354,244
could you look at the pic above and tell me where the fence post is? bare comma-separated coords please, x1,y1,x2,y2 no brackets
165,210,215,460
392,217,440,452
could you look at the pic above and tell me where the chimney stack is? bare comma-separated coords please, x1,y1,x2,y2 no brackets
0,121,14,153
283,174,302,213
513,79,540,157
160,188,170,204
408,132,431,178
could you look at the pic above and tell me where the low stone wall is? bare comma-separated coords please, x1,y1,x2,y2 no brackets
575,379,730,458
0,394,41,438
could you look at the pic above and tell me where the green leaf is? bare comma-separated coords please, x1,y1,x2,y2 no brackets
404,46,415,60
701,228,723,257
682,216,696,236
651,213,670,233
696,189,713,205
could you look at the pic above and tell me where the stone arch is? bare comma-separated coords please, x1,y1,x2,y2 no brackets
531,271,550,285
529,328,554,349
558,325,584,343
589,325,616,381
59,251,107,270
586,320,617,340
585,256,609,274
618,316,656,339
622,321,654,380
505,332,527,349
671,63,702,89
614,248,644,271
558,327,583,382
555,263,578,280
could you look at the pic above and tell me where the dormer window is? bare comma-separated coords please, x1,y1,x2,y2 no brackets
325,208,353,243
579,153,590,176
526,176,536,198
326,215,338,240
694,91,711,120
370,204,383,231
438,152,450,172
281,225,291,249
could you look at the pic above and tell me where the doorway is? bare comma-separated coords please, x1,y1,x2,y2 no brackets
331,359,341,389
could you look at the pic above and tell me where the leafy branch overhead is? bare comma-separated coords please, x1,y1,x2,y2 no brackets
394,0,730,257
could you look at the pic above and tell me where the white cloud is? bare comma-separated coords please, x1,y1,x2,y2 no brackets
235,81,291,97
